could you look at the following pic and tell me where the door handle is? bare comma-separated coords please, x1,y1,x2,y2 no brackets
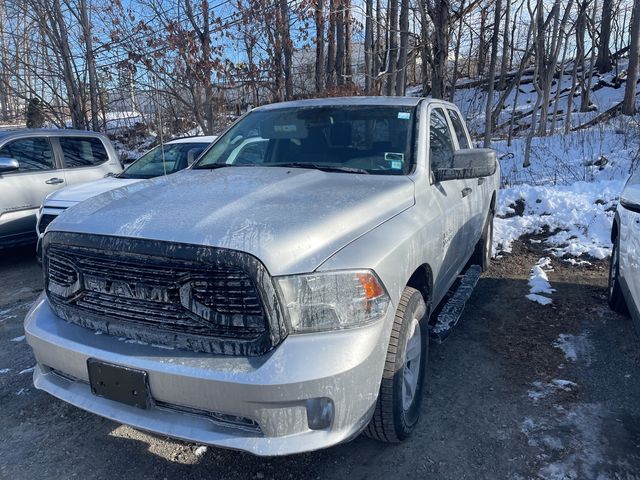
461,187,472,198
477,177,485,186
45,177,64,185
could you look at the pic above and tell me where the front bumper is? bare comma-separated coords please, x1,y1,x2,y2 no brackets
25,294,392,456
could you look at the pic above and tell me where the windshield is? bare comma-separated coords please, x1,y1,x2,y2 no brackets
120,142,209,179
194,106,416,175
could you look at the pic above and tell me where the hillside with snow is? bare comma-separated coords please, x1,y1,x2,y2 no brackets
437,63,640,265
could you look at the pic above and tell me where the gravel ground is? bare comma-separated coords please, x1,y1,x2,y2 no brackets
1,240,640,480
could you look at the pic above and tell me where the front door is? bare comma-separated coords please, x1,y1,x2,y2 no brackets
0,136,66,244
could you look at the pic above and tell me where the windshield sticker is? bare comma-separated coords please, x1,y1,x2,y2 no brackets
397,112,411,120
385,152,404,169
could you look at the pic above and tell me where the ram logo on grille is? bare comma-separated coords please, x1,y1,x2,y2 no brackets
84,275,171,303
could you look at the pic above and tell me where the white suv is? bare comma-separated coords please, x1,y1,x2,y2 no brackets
0,129,122,248
36,136,216,241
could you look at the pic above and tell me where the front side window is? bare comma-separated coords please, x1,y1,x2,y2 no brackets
59,137,109,168
0,137,55,171
120,142,209,179
195,106,416,175
429,108,455,171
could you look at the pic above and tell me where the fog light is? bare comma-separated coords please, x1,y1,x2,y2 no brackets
306,398,334,430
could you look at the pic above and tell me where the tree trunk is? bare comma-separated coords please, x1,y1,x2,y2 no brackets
326,0,336,89
279,0,294,99
335,0,345,86
449,2,464,102
429,0,450,99
315,0,325,93
364,0,374,93
498,0,511,90
79,0,99,131
385,0,398,95
484,0,502,147
623,0,640,115
344,0,352,84
596,0,613,73
395,0,409,95
477,6,487,77
581,0,598,112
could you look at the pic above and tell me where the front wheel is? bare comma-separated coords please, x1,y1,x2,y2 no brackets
364,287,428,443
608,235,628,314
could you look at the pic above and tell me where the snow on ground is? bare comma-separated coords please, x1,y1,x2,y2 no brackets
494,179,622,258
553,333,593,364
526,257,555,305
491,115,639,260
528,379,577,402
522,404,609,480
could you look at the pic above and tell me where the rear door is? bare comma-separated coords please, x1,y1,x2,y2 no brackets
0,136,65,244
56,136,116,186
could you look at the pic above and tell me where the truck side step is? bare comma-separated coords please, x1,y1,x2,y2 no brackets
430,265,482,344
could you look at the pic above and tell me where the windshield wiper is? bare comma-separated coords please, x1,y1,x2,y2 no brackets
267,162,369,174
192,163,233,170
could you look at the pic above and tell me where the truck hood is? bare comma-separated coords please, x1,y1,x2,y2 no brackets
44,177,144,207
50,167,415,275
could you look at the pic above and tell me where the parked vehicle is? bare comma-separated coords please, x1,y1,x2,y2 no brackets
36,136,216,241
0,129,122,248
25,97,498,456
608,170,640,331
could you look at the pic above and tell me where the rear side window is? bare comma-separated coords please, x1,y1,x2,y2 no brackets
0,137,55,171
429,108,455,170
59,137,109,168
447,109,470,149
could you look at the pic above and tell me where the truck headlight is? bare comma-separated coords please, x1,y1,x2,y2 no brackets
276,270,390,333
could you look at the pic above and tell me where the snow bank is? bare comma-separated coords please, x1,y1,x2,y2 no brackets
494,179,623,259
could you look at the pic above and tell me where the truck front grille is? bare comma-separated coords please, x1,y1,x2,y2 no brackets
44,232,287,356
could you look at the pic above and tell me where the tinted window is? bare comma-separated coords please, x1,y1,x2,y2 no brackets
429,108,455,170
120,142,210,179
447,109,470,149
195,106,416,175
0,137,54,171
59,137,109,167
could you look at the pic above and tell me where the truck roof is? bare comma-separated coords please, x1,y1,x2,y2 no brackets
253,96,453,111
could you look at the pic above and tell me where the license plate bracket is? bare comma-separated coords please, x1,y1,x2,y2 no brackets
87,358,149,409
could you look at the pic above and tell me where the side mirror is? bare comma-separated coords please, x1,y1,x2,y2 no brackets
0,156,19,173
434,148,497,182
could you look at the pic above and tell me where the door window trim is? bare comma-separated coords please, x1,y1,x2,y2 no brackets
427,104,458,184
0,136,61,175
55,136,111,170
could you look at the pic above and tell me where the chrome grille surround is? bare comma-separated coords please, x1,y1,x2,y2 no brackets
44,231,288,356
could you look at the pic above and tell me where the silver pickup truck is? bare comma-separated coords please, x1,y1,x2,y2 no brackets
25,97,499,456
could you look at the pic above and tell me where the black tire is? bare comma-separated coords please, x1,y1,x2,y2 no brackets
608,235,628,314
364,287,428,443
471,210,494,272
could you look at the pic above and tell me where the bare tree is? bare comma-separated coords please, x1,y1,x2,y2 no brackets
395,0,409,94
623,0,640,114
596,0,614,73
484,0,502,147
